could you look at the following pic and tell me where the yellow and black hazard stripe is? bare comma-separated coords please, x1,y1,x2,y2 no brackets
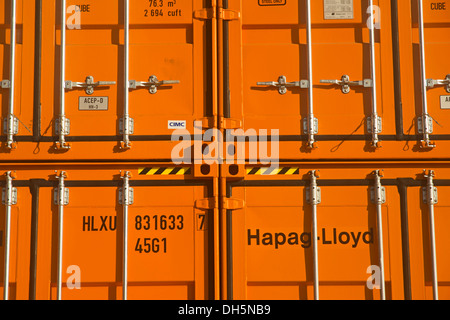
246,167,300,175
138,167,192,176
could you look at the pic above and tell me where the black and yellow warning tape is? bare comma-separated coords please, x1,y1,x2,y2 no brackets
138,167,192,176
246,167,300,175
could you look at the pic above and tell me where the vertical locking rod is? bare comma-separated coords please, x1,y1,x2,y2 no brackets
424,170,439,300
121,0,132,149
5,0,17,149
372,170,386,300
368,0,381,147
121,171,132,300
2,172,15,300
56,0,70,149
308,170,320,300
56,171,67,300
418,0,434,148
306,0,317,148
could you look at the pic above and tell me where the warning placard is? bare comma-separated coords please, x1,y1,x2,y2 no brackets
441,96,450,109
324,0,354,20
258,0,287,6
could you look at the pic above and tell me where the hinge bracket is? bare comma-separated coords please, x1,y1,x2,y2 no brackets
218,8,240,20
223,197,245,210
196,117,216,129
221,117,242,130
194,7,216,20
195,198,217,210
194,8,240,21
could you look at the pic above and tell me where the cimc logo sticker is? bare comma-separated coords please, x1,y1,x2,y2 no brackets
168,120,187,130
258,0,287,6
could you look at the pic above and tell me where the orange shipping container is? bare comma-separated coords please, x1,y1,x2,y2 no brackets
1,162,449,300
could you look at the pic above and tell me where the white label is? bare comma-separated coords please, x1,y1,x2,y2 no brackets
324,0,354,20
168,120,187,129
441,96,450,109
79,97,108,110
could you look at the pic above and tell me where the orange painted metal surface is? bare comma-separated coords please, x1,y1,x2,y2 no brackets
222,0,450,160
224,163,450,300
0,165,216,300
0,0,214,161
1,0,450,301
0,162,449,300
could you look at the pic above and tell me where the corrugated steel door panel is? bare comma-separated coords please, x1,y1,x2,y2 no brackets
405,179,450,300
0,0,35,146
226,171,405,300
0,0,211,161
223,163,450,300
397,0,450,151
0,178,32,300
224,0,401,159
3,166,216,300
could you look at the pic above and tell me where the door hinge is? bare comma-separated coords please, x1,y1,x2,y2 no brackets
220,117,242,130
195,197,244,210
194,7,217,20
196,117,216,129
218,8,240,20
195,197,217,210
223,197,245,210
194,7,240,20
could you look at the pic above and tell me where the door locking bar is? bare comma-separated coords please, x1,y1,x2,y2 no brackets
129,75,180,94
423,170,439,300
370,170,386,300
426,75,450,93
304,0,318,149
257,75,309,95
121,0,132,150
2,171,16,300
54,171,69,301
367,0,382,148
417,0,436,148
120,171,133,300
65,76,116,95
306,170,320,300
56,0,70,150
2,0,17,149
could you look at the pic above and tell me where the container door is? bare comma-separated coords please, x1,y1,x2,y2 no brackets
225,0,396,158
0,178,32,300
40,0,208,150
406,178,450,300
0,0,35,148
35,175,213,300
410,0,450,147
227,174,405,300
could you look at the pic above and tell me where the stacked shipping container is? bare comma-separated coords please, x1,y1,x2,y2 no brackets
0,0,449,300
